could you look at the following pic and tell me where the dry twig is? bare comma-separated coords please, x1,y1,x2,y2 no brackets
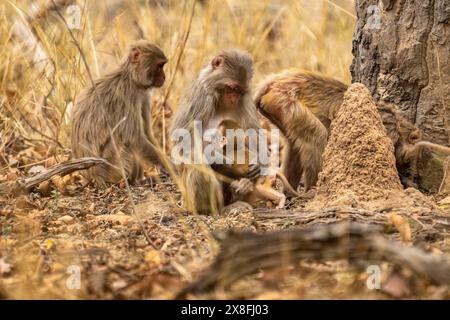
0,156,107,195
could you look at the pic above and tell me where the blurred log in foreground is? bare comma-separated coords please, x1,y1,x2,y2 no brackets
177,222,450,298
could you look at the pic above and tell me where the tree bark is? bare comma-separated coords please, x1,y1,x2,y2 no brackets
351,0,450,192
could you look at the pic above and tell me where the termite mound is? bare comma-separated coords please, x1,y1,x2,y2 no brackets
309,83,434,212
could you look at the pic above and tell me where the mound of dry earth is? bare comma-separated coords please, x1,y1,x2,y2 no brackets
310,83,435,212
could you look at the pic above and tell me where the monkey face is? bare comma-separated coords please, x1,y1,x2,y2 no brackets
207,50,252,105
150,60,167,88
408,128,422,144
220,81,247,108
129,41,167,89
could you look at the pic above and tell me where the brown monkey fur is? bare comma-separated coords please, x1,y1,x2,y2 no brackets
254,70,450,190
377,102,423,188
171,49,260,214
375,102,450,188
254,70,347,191
215,119,304,209
71,40,168,186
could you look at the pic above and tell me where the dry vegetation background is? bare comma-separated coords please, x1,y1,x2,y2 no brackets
4,0,443,300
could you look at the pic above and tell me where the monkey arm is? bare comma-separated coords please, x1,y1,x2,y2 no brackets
137,135,179,176
230,178,254,196
416,141,450,156
141,98,157,144
136,136,164,165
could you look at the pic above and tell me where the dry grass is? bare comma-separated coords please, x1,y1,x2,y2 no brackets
0,0,366,299
0,0,355,151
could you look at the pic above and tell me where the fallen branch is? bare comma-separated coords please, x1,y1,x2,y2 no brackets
177,222,450,298
254,206,450,236
0,157,107,196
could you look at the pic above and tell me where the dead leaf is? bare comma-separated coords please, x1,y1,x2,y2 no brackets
37,180,52,197
45,239,55,251
145,250,162,267
51,175,72,193
111,279,128,291
94,212,132,225
0,258,12,275
28,165,46,176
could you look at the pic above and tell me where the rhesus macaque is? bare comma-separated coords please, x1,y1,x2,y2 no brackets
254,70,347,191
171,49,260,214
377,103,423,188
379,102,450,187
214,119,302,209
71,40,168,186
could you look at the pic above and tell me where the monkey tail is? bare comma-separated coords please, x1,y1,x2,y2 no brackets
275,172,299,196
416,141,450,156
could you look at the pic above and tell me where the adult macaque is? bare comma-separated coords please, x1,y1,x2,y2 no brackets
71,40,168,186
254,70,347,191
171,49,260,214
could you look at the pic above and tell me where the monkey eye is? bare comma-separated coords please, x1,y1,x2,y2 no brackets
226,84,246,95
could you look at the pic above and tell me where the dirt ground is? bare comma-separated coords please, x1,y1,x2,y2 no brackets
1,85,450,300
1,173,450,300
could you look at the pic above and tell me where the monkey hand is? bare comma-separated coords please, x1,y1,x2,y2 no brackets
230,178,254,195
246,164,261,180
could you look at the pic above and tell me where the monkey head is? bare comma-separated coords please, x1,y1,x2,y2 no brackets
397,116,422,147
407,127,422,144
129,40,167,89
202,49,254,109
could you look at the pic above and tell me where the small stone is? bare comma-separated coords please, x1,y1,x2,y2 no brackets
58,215,74,224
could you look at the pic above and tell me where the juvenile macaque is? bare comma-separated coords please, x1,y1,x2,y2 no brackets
171,49,260,214
377,103,423,188
254,70,347,191
379,102,450,187
214,119,301,209
71,40,168,186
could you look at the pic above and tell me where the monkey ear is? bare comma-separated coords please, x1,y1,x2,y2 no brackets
130,47,142,64
211,55,224,69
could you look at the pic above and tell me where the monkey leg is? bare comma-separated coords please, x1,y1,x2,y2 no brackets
86,162,121,187
300,142,322,191
129,161,144,184
183,167,224,215
399,174,418,189
88,148,136,186
254,184,286,209
284,148,303,190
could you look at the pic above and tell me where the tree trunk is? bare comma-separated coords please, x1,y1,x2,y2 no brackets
351,0,450,192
